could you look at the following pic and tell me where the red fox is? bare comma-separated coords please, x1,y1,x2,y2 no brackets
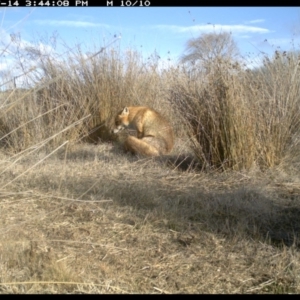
112,106,174,156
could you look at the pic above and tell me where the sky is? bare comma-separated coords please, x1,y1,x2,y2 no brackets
1,7,300,86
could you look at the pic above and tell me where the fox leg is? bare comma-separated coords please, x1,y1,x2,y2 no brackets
124,136,160,156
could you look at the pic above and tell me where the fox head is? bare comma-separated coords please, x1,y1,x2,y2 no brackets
112,107,130,134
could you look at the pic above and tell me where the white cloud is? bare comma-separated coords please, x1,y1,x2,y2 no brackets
0,28,56,88
151,24,270,35
243,57,264,70
245,19,265,24
34,20,109,28
1,28,55,56
0,62,10,71
0,28,11,45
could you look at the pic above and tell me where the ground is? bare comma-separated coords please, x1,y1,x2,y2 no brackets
0,139,299,293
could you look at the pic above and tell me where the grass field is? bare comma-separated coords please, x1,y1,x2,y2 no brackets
0,139,300,293
0,39,300,293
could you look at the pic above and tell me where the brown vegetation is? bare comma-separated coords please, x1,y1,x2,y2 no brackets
0,35,300,293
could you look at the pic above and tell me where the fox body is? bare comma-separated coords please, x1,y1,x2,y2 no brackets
113,106,174,156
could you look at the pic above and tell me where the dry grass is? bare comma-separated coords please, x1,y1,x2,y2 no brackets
0,140,299,294
170,52,300,170
0,35,300,293
0,43,176,153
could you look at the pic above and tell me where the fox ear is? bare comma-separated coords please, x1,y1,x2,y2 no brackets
121,107,129,115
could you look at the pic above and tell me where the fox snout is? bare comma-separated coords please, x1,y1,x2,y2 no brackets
112,125,125,134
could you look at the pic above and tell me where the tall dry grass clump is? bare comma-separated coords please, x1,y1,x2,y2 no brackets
169,60,256,170
169,51,300,170
0,39,170,153
247,51,300,167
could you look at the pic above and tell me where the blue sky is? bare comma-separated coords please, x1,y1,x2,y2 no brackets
1,6,300,79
